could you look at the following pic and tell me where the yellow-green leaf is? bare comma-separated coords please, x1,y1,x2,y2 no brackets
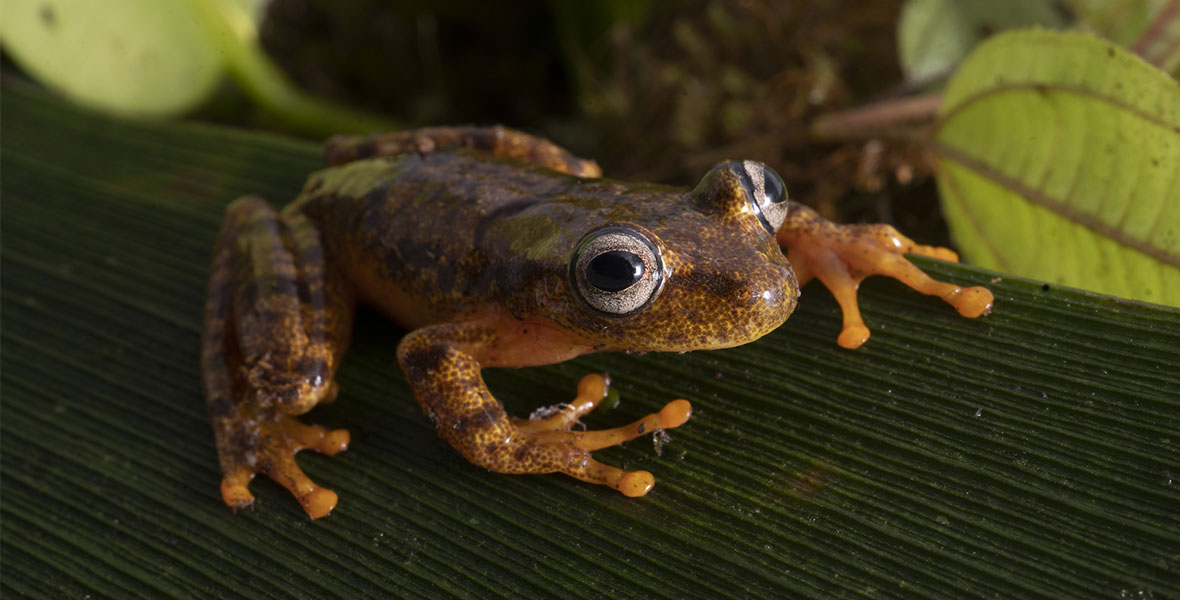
934,29,1180,306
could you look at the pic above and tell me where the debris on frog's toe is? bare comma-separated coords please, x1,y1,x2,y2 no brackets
529,402,572,421
514,374,612,434
653,429,674,456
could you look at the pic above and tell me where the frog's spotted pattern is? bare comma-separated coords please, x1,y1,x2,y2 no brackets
202,126,993,518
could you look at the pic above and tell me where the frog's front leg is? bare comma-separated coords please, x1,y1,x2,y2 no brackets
397,323,691,496
778,202,994,349
202,196,354,518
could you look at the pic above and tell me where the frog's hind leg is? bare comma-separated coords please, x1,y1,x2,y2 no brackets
202,196,354,518
398,326,691,497
777,202,994,349
324,126,603,178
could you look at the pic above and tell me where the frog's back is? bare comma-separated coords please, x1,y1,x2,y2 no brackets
293,151,575,326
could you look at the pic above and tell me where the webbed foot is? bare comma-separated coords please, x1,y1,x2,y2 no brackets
510,374,692,496
779,204,993,348
216,408,350,519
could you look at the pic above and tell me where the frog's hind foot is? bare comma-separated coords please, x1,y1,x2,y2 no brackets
216,411,350,519
511,374,692,497
778,203,993,349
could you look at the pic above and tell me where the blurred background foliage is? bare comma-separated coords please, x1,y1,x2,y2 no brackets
3,0,1175,280
253,0,925,227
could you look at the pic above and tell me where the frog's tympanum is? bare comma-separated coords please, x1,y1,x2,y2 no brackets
202,126,993,518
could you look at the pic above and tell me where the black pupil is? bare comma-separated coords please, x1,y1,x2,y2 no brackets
763,169,786,204
587,251,644,292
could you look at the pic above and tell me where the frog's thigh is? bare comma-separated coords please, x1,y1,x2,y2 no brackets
396,324,690,497
226,199,350,414
324,126,602,177
281,207,355,398
202,196,353,518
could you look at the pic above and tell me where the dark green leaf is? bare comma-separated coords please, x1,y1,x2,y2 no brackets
3,79,1178,599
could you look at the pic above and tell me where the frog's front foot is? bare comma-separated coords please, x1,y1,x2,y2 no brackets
214,396,350,519
399,323,691,495
778,204,994,349
509,374,692,496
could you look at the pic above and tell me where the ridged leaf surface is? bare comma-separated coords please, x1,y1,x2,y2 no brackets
3,80,1178,599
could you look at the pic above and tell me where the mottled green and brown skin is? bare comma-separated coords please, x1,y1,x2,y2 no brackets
202,126,993,518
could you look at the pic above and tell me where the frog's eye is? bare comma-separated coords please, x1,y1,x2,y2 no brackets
737,160,789,234
571,226,665,315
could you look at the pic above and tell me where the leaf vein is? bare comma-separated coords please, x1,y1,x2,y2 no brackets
936,83,1180,137
931,140,1180,268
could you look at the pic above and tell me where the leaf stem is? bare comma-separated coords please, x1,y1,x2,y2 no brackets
809,94,942,143
1130,0,1180,72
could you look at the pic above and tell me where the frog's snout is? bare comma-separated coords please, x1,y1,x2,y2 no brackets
752,280,796,317
673,257,797,350
744,260,799,327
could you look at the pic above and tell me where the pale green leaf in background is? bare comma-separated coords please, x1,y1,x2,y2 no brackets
0,0,230,117
933,29,1180,306
897,0,1068,85
0,0,393,135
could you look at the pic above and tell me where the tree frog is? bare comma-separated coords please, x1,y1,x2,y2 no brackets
202,126,993,519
